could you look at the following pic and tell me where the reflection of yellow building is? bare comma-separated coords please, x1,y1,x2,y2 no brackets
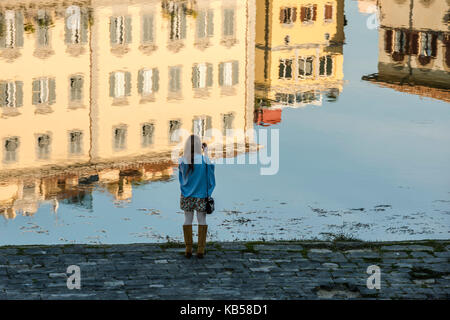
362,0,450,102
255,0,344,109
0,0,256,218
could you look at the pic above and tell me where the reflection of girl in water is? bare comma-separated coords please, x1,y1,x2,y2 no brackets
178,135,215,258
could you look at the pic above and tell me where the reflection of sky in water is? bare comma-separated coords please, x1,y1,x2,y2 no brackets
1,0,449,245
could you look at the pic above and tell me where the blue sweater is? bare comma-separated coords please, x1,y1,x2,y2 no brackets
178,154,216,198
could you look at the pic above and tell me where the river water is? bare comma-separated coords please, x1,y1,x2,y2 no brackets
0,0,449,245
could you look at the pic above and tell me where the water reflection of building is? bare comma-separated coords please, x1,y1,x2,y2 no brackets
254,0,345,125
0,0,256,219
362,0,450,102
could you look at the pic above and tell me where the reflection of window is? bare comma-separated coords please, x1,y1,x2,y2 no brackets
37,134,51,160
110,16,132,45
169,67,182,92
223,8,235,37
109,72,131,98
275,93,295,105
113,126,127,150
319,56,333,76
36,10,52,48
65,6,88,44
0,81,23,108
169,4,187,41
192,116,212,138
196,9,214,38
69,131,83,155
142,123,154,147
69,75,84,102
394,30,406,53
324,3,333,21
1,10,24,48
279,7,297,24
142,14,154,43
138,68,159,96
219,61,239,86
4,137,19,162
420,32,433,57
300,5,317,23
296,91,320,103
222,113,234,136
192,63,213,89
278,59,293,79
169,120,181,143
32,78,56,105
298,57,314,78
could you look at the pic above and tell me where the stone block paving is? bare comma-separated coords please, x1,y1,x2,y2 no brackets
0,241,448,300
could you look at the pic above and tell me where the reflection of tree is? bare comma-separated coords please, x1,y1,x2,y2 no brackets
61,190,93,211
161,0,197,19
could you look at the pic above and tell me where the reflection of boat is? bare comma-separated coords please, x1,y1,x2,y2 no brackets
0,0,257,217
254,0,345,125
362,0,450,102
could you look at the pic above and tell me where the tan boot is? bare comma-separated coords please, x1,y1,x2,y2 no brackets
197,225,208,259
183,225,193,258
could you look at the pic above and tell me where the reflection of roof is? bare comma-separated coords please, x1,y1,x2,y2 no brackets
362,73,450,103
254,108,282,127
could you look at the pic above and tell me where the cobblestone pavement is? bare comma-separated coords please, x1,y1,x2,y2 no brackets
0,240,449,300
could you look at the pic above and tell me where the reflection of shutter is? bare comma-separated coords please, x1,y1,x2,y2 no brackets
32,80,40,105
431,33,437,57
326,56,333,76
325,5,333,20
279,8,285,23
180,11,187,39
125,72,131,96
38,27,46,46
192,65,198,88
125,17,132,44
196,11,205,38
445,35,450,68
206,63,213,87
78,77,84,100
137,69,143,94
109,17,116,44
0,13,5,48
152,68,159,92
0,82,6,106
300,7,306,22
15,12,24,47
279,61,284,78
109,73,115,97
411,32,419,55
143,15,153,43
232,61,239,85
218,63,224,86
207,10,214,36
81,10,89,43
319,57,325,75
404,31,411,55
312,5,317,21
48,78,56,105
292,8,297,22
206,116,212,132
384,29,393,53
64,15,71,44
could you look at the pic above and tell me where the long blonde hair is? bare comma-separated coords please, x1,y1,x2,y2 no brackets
183,134,202,175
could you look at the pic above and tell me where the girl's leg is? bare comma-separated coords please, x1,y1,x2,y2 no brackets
196,211,207,225
196,211,208,258
184,210,194,225
183,211,194,258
